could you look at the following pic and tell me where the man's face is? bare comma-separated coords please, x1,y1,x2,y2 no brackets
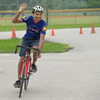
33,12,42,22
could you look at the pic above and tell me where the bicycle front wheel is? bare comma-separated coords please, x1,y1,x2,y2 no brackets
19,62,26,98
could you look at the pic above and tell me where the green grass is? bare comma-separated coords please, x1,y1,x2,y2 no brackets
0,23,100,32
42,42,72,53
0,38,73,53
48,16,100,25
0,16,100,31
0,38,21,53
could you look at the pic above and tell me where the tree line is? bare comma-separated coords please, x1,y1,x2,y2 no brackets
0,0,100,11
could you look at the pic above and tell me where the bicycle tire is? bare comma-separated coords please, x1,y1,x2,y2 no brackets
19,62,26,98
24,73,30,90
24,78,29,90
24,62,31,90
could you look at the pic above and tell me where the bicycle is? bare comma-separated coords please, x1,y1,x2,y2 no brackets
15,44,40,98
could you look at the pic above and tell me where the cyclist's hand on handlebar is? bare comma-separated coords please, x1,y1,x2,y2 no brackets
18,3,27,13
36,54,41,58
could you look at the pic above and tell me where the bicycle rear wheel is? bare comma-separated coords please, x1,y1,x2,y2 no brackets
24,77,29,90
19,62,26,98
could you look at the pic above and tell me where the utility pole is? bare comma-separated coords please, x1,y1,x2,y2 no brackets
17,0,19,10
46,0,48,25
65,0,67,9
85,0,87,8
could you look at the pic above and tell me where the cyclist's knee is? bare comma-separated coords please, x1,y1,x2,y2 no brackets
33,46,38,54
33,46,39,49
33,46,38,58
20,56,24,61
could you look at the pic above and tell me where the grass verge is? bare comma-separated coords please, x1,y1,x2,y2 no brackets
0,38,73,53
0,23,100,32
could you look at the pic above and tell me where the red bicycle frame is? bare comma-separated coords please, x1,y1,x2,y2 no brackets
19,52,32,77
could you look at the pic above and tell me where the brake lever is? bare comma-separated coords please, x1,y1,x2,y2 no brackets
15,44,19,54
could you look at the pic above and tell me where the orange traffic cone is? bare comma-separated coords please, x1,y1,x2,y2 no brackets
51,28,55,36
91,22,95,33
79,27,83,34
12,26,16,38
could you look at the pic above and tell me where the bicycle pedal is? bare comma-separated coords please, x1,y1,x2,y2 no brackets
32,71,35,73
30,72,33,75
14,86,20,88
28,72,33,75
30,70,35,73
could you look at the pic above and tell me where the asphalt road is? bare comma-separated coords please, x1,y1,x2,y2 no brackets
0,28,100,100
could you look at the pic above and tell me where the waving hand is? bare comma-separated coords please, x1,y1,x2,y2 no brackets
12,3,27,23
18,3,27,13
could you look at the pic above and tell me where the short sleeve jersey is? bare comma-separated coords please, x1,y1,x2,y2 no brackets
21,15,47,39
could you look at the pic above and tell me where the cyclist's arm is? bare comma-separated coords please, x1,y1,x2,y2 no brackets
12,12,23,23
39,24,47,53
39,34,45,53
12,3,27,23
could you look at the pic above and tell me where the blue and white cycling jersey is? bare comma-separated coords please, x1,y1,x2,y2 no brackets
21,15,47,39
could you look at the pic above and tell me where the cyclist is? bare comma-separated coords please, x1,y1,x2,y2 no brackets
12,3,47,87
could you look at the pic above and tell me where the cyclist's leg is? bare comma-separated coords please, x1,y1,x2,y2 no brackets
31,39,39,72
18,56,24,80
31,39,40,65
14,56,24,88
33,45,39,63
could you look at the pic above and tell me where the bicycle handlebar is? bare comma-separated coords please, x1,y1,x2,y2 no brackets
15,44,40,56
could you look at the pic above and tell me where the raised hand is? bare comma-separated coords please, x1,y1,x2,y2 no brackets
18,3,27,13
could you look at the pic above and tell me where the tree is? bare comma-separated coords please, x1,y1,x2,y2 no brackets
87,0,100,8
